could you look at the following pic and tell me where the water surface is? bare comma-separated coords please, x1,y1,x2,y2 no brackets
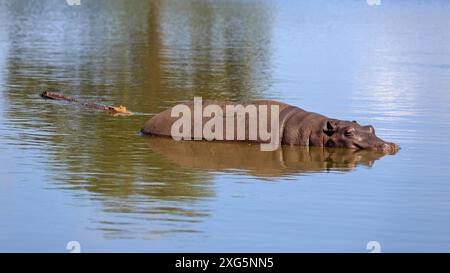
1,0,450,252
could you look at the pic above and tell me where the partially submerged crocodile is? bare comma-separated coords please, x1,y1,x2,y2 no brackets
41,91,132,116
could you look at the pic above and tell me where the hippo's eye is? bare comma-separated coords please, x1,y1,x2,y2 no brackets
344,128,355,137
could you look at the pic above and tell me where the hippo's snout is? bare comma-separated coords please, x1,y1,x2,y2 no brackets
378,142,400,155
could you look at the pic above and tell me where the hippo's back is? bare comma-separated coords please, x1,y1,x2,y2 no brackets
141,100,295,140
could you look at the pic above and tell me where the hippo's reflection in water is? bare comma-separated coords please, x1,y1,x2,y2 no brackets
146,137,386,178
46,137,385,240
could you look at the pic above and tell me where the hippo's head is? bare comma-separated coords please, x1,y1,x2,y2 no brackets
323,120,399,154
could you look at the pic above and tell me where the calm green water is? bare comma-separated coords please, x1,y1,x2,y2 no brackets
1,0,450,252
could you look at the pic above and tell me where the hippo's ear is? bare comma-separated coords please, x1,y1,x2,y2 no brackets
323,120,336,136
363,125,375,134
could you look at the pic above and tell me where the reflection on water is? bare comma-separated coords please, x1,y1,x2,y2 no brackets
0,0,275,245
146,138,384,178
1,0,450,252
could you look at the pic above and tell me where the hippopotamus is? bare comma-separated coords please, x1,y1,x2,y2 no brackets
141,100,399,154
